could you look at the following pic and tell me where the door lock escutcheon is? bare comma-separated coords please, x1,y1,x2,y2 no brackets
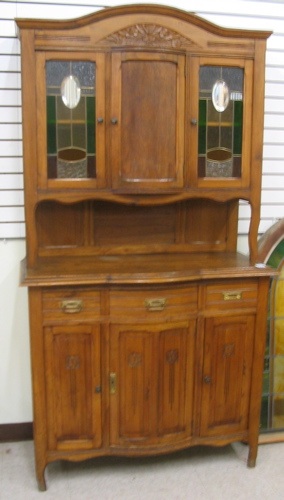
110,372,117,394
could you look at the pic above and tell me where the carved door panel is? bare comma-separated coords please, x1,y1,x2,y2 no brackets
110,52,185,191
109,321,195,447
157,323,195,440
200,315,254,436
44,324,102,451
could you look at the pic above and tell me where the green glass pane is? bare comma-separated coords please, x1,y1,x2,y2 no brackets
47,96,56,154
73,124,86,150
261,242,284,434
57,124,71,150
260,395,269,429
233,101,243,154
274,319,284,355
263,369,270,394
87,96,95,154
272,395,284,429
72,96,85,120
198,100,206,154
267,243,284,268
220,126,232,151
207,126,219,151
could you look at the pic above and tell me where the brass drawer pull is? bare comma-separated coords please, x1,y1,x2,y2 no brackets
222,291,242,301
145,298,167,311
61,299,83,314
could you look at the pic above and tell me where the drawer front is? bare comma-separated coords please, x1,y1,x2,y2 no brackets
42,288,101,322
109,286,198,320
204,280,258,311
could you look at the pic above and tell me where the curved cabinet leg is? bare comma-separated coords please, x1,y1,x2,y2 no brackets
36,463,47,491
247,445,257,468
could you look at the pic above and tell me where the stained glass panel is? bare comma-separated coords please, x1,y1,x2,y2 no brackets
261,247,284,433
46,60,96,179
198,65,243,178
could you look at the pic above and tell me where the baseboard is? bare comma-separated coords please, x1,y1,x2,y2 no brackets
0,422,33,442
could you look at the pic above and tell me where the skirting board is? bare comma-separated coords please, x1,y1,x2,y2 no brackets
0,422,33,442
0,422,283,444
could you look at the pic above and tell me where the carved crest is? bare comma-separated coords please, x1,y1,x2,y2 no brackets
100,24,193,49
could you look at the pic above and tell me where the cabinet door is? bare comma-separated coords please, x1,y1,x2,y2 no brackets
200,315,254,436
44,324,102,451
188,57,253,189
36,53,106,190
110,52,185,191
109,321,195,448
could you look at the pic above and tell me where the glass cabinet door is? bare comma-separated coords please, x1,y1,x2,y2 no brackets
189,58,253,188
37,54,105,189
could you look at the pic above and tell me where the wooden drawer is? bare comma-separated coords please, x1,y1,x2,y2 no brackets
109,286,198,320
42,288,101,323
204,280,258,312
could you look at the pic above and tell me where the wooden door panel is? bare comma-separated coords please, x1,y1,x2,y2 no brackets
111,52,185,190
110,321,195,447
158,325,195,437
200,315,254,436
45,324,102,451
110,327,157,444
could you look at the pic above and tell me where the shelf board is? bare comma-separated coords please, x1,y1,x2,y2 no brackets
21,252,277,287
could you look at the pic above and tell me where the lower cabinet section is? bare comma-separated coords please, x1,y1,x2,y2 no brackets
28,278,270,490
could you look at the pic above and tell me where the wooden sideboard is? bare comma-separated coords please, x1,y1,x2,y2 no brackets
16,4,276,490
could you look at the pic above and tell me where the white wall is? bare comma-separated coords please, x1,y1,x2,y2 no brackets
0,239,31,423
0,0,284,424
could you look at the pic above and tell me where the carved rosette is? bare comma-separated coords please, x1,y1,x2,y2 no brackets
100,24,193,49
223,343,235,358
65,355,80,370
128,351,142,368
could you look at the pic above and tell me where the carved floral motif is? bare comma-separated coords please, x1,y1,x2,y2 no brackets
102,24,193,49
128,351,142,368
65,355,80,370
166,349,179,365
223,343,235,358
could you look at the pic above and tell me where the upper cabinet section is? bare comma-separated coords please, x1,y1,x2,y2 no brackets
16,4,271,197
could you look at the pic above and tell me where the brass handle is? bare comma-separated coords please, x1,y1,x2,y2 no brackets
110,372,117,394
222,291,242,301
145,298,167,312
97,117,104,124
111,118,118,125
61,299,83,314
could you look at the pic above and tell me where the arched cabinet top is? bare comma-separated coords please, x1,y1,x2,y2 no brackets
16,4,272,55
